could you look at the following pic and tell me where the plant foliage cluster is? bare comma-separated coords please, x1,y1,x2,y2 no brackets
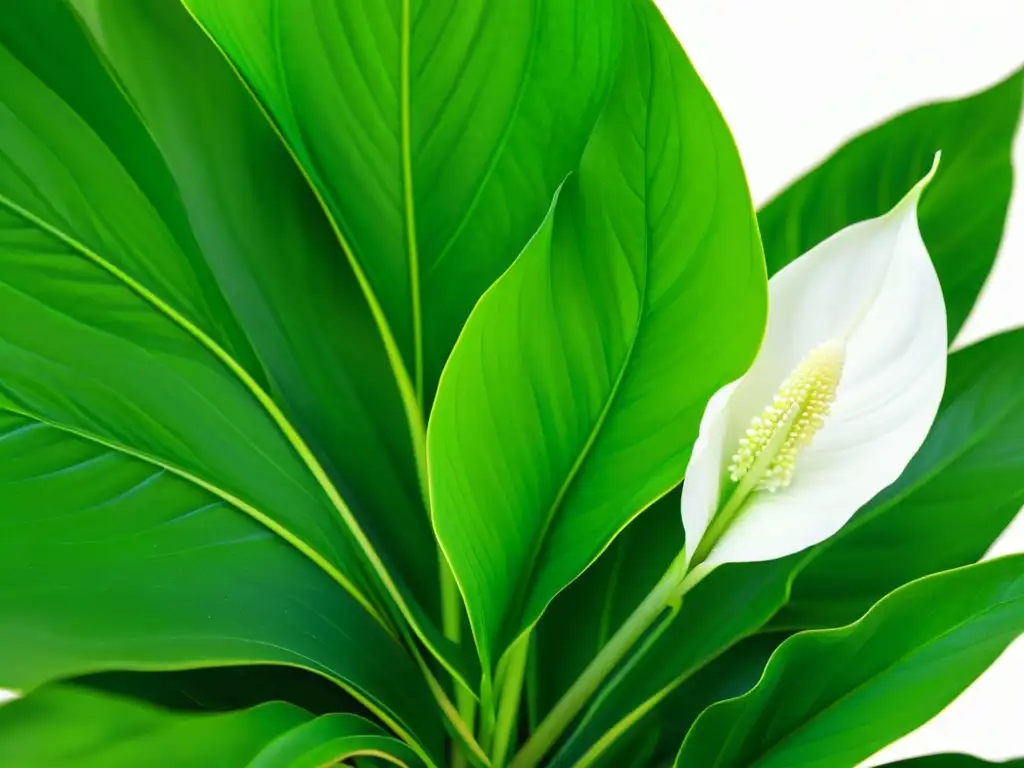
0,1,1022,767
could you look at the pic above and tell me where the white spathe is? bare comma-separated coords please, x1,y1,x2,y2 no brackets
681,156,947,582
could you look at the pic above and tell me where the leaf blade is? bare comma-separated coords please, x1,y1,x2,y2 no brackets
428,0,767,670
675,556,1024,768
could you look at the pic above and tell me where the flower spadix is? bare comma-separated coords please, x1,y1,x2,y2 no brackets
681,156,947,584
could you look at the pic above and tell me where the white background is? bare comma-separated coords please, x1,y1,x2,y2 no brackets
658,0,1024,764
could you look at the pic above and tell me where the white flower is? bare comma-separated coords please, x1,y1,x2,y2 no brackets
680,155,947,587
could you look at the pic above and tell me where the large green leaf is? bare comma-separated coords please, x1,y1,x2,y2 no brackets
0,412,442,764
758,67,1024,337
427,0,767,672
774,328,1024,629
79,0,438,619
0,686,419,767
182,0,624,407
0,0,478,684
675,556,1024,768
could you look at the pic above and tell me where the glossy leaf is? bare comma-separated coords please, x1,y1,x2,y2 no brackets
534,491,684,718
1,0,360,617
182,0,624,405
775,328,1024,629
548,560,795,766
248,712,420,767
0,412,442,764
758,66,1024,337
0,686,420,768
80,0,438,618
0,0,480,686
428,0,767,671
0,686,308,767
675,556,1024,768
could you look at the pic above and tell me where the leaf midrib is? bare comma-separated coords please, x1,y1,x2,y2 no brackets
0,190,394,626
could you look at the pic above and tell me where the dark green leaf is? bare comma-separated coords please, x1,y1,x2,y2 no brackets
0,0,473,688
0,686,419,768
77,666,364,716
181,0,625,405
548,560,794,766
534,491,684,718
675,556,1024,768
758,67,1024,337
428,0,767,672
0,413,442,764
82,0,439,621
0,687,305,767
775,328,1024,629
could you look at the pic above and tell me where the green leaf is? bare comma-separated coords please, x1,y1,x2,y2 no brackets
0,412,443,764
534,491,684,718
0,686,420,768
427,0,767,672
79,0,439,621
0,0,474,686
675,556,1024,768
878,757,1024,768
758,67,1024,337
774,328,1024,629
181,0,624,407
547,561,794,766
248,712,421,768
0,686,307,767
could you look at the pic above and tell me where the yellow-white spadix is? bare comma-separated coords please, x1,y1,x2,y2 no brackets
681,156,947,585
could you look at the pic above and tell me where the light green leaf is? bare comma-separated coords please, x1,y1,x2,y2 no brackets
181,0,624,407
675,556,1024,768
428,0,767,672
0,686,307,767
248,712,420,767
0,686,420,768
758,67,1024,337
0,412,442,764
774,328,1024,629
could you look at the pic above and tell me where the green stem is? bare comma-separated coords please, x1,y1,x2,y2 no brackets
508,551,690,768
491,636,530,767
439,556,476,768
552,597,684,767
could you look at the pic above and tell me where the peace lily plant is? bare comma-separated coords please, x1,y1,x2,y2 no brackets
0,2,1022,768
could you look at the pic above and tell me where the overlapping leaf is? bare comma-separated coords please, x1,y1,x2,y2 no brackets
182,0,624,406
0,412,442,763
428,0,767,672
675,556,1024,768
0,686,420,767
